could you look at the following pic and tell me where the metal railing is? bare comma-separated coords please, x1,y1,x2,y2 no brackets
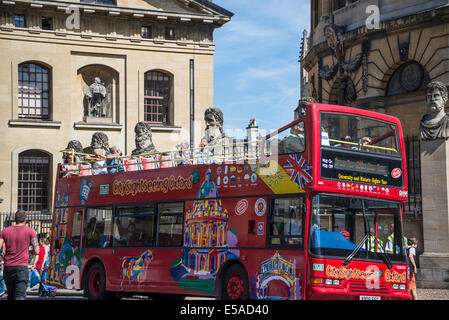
59,139,262,177
0,211,52,239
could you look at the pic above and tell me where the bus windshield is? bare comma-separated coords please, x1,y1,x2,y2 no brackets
320,113,400,156
265,120,305,155
309,194,406,263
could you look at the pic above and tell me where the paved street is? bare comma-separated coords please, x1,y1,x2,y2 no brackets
417,288,449,300
0,288,447,300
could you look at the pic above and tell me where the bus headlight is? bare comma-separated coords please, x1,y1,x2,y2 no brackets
392,283,407,290
325,279,340,286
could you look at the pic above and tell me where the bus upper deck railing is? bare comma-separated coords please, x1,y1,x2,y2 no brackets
59,140,262,177
327,138,399,153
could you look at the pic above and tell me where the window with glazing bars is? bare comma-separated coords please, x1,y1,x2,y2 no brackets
18,63,50,119
14,15,26,28
144,71,170,124
18,150,50,213
405,135,422,216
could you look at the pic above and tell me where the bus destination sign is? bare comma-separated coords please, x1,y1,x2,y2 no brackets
320,148,403,188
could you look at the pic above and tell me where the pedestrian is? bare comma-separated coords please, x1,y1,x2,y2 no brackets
38,238,51,297
407,237,419,300
31,237,46,290
0,255,5,297
0,210,40,300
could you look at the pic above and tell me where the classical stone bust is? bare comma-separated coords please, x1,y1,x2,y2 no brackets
203,107,225,145
89,132,110,154
86,77,107,117
202,107,234,161
131,122,157,155
63,140,84,163
419,81,449,140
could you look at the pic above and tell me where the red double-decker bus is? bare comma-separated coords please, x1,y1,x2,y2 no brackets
47,103,410,300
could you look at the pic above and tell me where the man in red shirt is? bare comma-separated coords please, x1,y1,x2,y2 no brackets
0,210,39,300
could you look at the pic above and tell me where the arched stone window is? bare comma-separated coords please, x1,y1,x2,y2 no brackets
386,61,429,96
18,150,51,213
144,70,172,124
18,62,51,119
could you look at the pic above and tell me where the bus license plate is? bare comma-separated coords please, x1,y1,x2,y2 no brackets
360,296,381,300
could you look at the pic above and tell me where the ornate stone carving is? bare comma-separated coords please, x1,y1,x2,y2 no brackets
248,118,257,128
319,24,370,99
63,140,84,163
295,97,316,118
88,132,110,154
400,63,424,92
336,77,356,106
131,122,158,155
85,77,107,118
387,61,429,96
420,81,449,140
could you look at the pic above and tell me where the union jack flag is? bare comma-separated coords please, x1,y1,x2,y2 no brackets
283,154,313,189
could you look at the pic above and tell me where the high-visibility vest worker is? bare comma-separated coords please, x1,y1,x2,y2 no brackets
386,234,407,254
368,235,384,252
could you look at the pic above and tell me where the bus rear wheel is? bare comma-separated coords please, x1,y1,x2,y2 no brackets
221,264,249,300
85,262,117,300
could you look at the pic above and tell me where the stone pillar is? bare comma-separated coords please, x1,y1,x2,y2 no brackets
418,139,449,289
246,122,258,159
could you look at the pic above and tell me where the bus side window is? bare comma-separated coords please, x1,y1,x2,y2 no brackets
113,206,155,247
85,207,112,248
157,202,184,247
269,197,304,247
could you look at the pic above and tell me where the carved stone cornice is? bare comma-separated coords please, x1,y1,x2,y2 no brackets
0,0,232,26
303,5,449,71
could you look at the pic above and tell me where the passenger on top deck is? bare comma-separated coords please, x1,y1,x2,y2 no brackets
86,149,108,175
106,146,124,173
283,124,305,153
194,139,213,165
175,140,193,166
61,153,78,177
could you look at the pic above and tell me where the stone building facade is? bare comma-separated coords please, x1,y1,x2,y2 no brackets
302,0,449,288
0,0,232,216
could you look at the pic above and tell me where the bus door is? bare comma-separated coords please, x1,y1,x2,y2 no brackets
49,207,84,289
265,196,306,300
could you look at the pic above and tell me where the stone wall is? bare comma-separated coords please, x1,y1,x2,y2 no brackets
0,0,231,213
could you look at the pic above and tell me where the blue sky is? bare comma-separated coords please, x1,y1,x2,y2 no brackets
213,0,310,138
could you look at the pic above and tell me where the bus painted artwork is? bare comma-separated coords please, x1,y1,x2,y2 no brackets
48,103,411,300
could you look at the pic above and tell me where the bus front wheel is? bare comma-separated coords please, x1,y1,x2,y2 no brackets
221,264,249,300
85,262,117,300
